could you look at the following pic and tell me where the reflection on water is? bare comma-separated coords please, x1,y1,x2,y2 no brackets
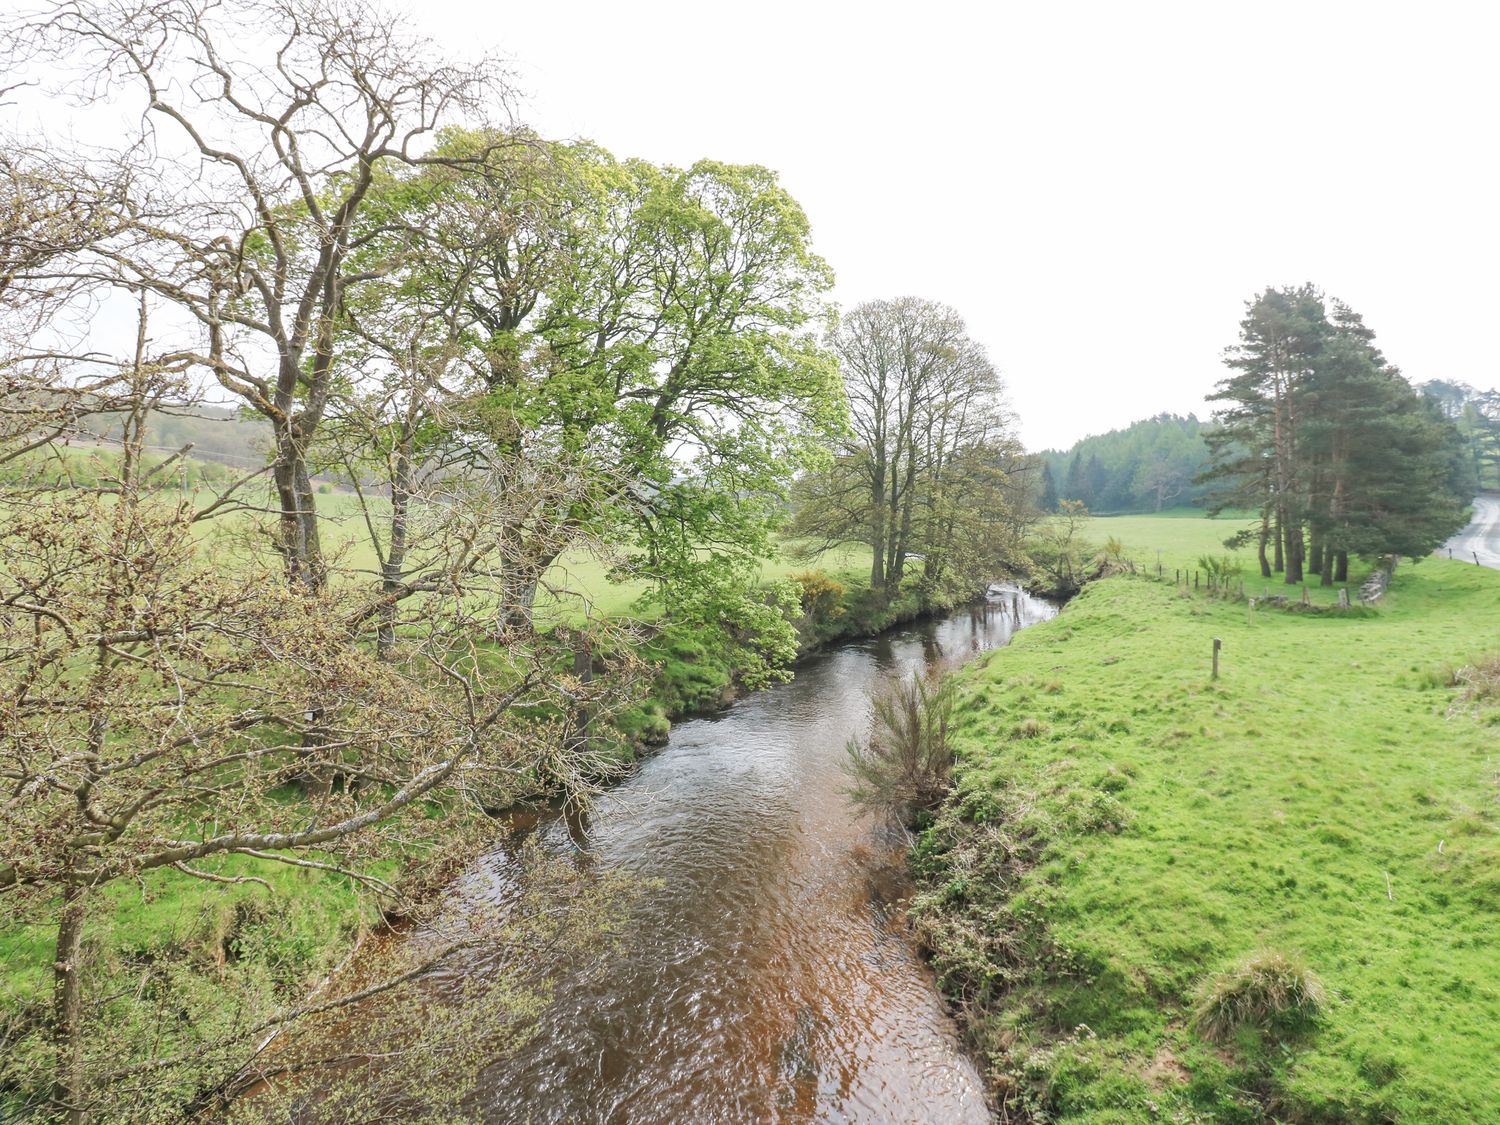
432,588,1056,1124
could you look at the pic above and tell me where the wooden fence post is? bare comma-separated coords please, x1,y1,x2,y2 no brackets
1212,637,1222,680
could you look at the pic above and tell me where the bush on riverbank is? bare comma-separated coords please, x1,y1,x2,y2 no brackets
912,563,1500,1122
845,672,957,825
0,859,382,1119
611,568,947,752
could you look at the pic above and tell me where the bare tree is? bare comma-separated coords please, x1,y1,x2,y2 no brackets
792,297,1024,601
8,0,517,587
0,331,640,1119
0,146,142,465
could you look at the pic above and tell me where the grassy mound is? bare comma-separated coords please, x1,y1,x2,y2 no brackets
913,560,1500,1122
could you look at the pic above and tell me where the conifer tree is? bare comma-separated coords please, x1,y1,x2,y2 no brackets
1039,461,1060,513
1206,285,1467,577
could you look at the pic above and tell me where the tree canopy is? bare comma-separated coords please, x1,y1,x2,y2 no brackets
790,297,1029,604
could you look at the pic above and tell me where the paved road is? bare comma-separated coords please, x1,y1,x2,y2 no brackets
1442,496,1500,569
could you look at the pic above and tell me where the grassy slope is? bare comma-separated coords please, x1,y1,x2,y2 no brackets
919,559,1500,1122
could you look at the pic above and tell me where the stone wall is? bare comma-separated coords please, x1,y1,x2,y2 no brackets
1359,556,1397,605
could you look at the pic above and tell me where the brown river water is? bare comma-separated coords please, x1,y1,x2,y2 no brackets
338,588,1055,1124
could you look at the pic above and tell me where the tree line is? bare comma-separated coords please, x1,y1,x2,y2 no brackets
1203,284,1468,585
1037,413,1213,514
1419,379,1500,494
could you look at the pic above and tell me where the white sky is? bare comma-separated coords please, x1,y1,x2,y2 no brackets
413,0,1500,450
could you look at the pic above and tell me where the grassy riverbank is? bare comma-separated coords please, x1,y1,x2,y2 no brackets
913,559,1500,1121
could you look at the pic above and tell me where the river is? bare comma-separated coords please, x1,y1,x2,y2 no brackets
369,587,1055,1124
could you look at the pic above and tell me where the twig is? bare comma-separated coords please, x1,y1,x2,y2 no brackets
173,861,271,890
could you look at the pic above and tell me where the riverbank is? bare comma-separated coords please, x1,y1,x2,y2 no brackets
912,561,1500,1121
293,592,1057,1122
612,567,971,749
0,548,1002,1118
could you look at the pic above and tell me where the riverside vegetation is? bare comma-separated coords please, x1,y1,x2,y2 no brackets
861,288,1482,1122
0,1,1036,1119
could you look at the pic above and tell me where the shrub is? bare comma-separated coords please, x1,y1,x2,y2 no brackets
1454,654,1500,712
1197,553,1244,582
792,568,847,620
844,671,956,825
1192,950,1326,1040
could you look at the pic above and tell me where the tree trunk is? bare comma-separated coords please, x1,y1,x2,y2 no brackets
378,442,414,660
506,571,544,631
892,490,917,593
272,422,324,590
52,885,87,1125
571,630,593,749
1334,550,1349,582
869,470,886,593
884,478,904,597
1258,508,1272,578
1273,508,1285,573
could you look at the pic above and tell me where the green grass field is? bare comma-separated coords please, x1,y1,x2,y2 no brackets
916,558,1500,1122
210,491,873,623
1092,510,1370,608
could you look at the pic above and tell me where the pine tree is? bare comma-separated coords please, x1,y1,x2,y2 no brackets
1085,454,1109,512
1063,450,1089,506
1039,462,1060,513
1207,286,1468,579
1208,285,1329,583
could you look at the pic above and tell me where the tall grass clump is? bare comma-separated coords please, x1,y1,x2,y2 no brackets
1192,950,1326,1040
1452,653,1500,712
845,671,956,825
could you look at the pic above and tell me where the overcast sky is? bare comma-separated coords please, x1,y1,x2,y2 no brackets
410,0,1499,450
